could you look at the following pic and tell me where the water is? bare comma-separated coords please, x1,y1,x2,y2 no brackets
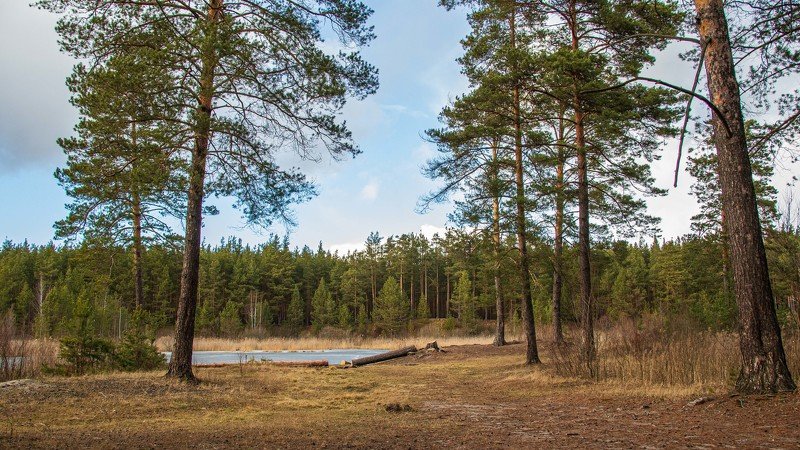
162,349,387,366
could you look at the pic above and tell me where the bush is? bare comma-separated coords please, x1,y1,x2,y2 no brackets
51,334,116,376
441,316,457,332
115,308,165,371
47,306,165,376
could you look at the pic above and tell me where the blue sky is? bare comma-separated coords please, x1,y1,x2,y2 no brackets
0,0,796,252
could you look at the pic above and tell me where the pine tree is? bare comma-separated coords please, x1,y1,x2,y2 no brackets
311,279,333,330
453,270,478,333
38,0,378,382
285,285,305,331
373,277,408,336
54,49,185,310
692,0,795,393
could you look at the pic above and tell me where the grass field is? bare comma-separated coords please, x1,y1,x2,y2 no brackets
2,342,798,449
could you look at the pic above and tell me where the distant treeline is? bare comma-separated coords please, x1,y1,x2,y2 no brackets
2,224,798,338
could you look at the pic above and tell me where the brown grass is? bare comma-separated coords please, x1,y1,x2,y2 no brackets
546,315,800,392
155,333,518,352
3,343,799,449
0,312,58,381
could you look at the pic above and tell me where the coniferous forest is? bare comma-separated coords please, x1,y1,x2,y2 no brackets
2,0,800,447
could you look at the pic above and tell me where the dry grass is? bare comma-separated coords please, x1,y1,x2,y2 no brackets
0,312,58,381
547,315,800,392
4,342,800,449
155,333,516,352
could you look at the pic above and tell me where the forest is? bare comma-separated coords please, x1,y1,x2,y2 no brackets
1,0,800,447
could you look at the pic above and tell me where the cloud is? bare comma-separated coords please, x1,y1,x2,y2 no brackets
380,104,429,119
413,142,437,164
328,241,365,254
0,1,76,172
420,223,447,239
419,44,470,115
360,178,379,200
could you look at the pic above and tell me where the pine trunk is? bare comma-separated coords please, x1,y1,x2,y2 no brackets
166,0,221,383
492,142,506,346
552,138,565,345
132,191,144,309
575,108,594,371
510,9,539,364
694,0,795,393
570,5,595,371
131,123,144,309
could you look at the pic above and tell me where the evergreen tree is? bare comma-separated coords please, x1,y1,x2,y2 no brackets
54,44,185,310
453,270,478,332
373,277,408,336
692,0,795,393
39,0,379,382
285,285,305,331
311,279,333,330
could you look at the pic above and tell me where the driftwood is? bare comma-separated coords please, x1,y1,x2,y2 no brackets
351,346,417,367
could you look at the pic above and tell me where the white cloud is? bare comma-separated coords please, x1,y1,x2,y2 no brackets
328,241,364,254
420,224,447,239
381,104,429,119
0,0,76,172
360,178,379,200
419,44,470,115
413,142,437,163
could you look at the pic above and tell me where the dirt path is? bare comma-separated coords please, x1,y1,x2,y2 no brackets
1,343,798,449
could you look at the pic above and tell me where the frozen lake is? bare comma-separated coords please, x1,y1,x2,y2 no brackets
162,349,387,366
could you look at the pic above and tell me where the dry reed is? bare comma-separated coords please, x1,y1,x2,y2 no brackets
547,314,800,391
155,333,513,352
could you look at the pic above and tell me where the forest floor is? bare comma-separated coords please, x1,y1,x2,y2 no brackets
1,342,799,449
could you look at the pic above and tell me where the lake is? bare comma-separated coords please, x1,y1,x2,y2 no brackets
162,349,387,366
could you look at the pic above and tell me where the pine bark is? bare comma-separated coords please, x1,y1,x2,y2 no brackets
510,8,540,364
492,142,506,346
569,2,595,370
552,130,565,345
166,0,221,383
694,0,795,393
132,191,144,309
131,123,144,309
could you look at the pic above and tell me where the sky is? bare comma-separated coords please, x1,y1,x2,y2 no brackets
0,0,796,253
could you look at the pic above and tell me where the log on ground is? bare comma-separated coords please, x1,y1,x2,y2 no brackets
351,346,417,367
267,360,329,367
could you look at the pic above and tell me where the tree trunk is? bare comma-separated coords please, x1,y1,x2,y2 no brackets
570,3,595,372
435,264,440,318
446,272,451,317
694,0,795,394
131,123,144,309
575,107,594,372
166,0,221,383
370,266,376,319
351,346,417,367
132,191,144,309
510,8,540,364
491,141,506,346
552,126,565,345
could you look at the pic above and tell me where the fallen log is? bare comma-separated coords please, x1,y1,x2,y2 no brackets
194,359,329,368
267,360,329,367
351,346,417,367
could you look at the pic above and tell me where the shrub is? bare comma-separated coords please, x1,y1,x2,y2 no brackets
220,301,244,337
51,334,116,376
441,316,457,332
115,308,165,371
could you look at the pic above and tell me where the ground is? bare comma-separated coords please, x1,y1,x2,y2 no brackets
1,343,798,449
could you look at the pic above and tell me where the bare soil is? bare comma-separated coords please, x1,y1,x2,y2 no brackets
1,343,798,449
